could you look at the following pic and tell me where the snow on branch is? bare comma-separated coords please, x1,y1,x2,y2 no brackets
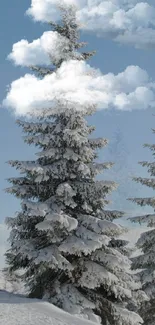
132,177,155,189
129,213,155,227
128,197,155,208
78,214,125,236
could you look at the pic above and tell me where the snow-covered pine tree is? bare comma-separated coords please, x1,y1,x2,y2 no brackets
129,126,155,325
4,4,144,325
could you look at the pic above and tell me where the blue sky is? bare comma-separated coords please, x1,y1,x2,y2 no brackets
0,0,155,265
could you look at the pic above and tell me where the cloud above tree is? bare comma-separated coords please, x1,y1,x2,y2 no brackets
8,31,77,67
26,0,155,49
3,60,155,116
4,0,155,117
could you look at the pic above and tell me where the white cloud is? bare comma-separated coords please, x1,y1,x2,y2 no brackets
8,31,74,67
26,0,79,23
115,27,155,48
26,0,155,49
0,224,9,269
3,60,155,117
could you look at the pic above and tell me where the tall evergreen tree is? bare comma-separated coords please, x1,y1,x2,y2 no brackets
129,126,155,325
4,4,144,325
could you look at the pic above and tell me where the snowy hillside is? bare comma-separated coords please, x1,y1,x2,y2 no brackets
0,290,97,325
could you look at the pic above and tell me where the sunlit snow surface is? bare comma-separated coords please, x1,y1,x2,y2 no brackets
0,290,96,325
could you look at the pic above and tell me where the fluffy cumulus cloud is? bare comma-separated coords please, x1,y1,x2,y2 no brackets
26,0,80,22
3,60,155,116
26,0,155,49
0,224,9,269
8,31,76,67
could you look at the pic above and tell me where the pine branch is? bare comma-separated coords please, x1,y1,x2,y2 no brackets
29,66,55,77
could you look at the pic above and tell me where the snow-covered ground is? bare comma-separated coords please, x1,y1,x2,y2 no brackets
0,290,96,325
0,270,97,325
0,222,149,325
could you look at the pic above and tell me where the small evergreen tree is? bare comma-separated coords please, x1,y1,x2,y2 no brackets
129,126,155,325
4,4,144,325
